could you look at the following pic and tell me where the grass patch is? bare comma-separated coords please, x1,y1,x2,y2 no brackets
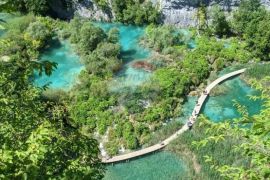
145,121,183,147
244,63,270,80
166,121,250,180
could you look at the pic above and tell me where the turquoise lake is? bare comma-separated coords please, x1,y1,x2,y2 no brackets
34,41,84,89
29,21,262,179
104,152,187,180
93,22,152,90
35,22,151,89
202,76,262,122
103,73,263,180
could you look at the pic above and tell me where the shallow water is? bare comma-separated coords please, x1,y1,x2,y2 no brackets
104,73,262,180
34,41,84,89
201,76,262,122
104,151,187,180
35,22,152,89
94,22,152,90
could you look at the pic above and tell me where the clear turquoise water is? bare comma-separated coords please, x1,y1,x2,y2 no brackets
104,151,187,180
94,22,152,90
31,22,262,179
177,96,197,123
201,76,262,122
34,41,84,89
35,22,152,90
104,74,263,180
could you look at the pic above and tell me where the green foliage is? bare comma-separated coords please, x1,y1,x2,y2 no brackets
168,120,249,180
153,68,191,98
94,0,109,11
82,42,121,77
0,0,49,15
4,14,36,35
0,0,26,13
196,3,209,33
123,122,138,149
193,78,270,179
144,25,185,52
0,15,104,179
232,0,262,35
77,22,107,54
24,0,50,15
112,0,160,25
108,27,120,44
231,0,270,61
0,0,73,16
210,5,231,37
25,19,53,49
243,14,270,61
244,63,270,80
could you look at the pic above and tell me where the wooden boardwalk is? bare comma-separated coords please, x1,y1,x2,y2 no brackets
102,69,246,163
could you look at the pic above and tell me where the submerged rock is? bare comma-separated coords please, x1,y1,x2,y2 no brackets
132,61,155,72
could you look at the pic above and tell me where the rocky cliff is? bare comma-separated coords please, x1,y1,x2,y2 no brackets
74,0,114,21
74,0,270,27
152,0,270,27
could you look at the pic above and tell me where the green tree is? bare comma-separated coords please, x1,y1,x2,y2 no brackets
210,5,231,37
196,2,209,34
24,0,50,15
0,18,104,179
112,0,160,25
232,0,262,35
194,77,270,179
77,22,107,54
0,0,26,13
25,20,53,49
108,27,120,44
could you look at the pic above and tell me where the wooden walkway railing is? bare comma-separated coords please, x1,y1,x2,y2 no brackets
102,68,246,163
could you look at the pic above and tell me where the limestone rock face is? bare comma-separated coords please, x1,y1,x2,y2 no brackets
152,0,270,27
73,0,270,26
74,0,114,21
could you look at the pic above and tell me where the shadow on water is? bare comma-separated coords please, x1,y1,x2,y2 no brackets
120,49,138,63
40,38,62,54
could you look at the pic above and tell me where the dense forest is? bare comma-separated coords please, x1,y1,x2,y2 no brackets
0,0,269,179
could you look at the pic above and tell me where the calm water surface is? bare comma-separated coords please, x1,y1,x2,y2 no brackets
34,41,84,89
94,22,152,90
104,72,263,180
31,22,262,180
104,152,187,180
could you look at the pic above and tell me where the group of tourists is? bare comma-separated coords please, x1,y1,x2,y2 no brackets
187,89,209,129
